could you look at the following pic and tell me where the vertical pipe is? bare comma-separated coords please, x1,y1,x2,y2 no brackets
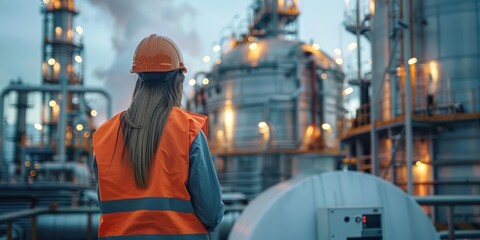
31,216,37,240
87,212,92,240
388,128,395,183
403,0,414,195
447,205,455,240
357,0,370,108
57,55,68,166
310,60,317,146
14,89,28,180
369,0,378,176
355,139,362,171
7,221,12,240
271,0,278,37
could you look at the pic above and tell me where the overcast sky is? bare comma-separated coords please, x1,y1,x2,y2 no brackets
0,0,367,124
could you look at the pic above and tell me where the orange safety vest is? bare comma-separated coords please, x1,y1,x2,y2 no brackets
93,107,209,239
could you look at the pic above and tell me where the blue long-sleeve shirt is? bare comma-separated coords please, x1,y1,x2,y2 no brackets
188,130,225,231
93,130,225,232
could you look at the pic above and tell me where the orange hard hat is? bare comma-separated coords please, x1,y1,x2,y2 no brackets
130,34,188,73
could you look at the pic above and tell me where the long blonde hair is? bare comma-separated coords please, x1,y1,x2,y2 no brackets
120,70,184,188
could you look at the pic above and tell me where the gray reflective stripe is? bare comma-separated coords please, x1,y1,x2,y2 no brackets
100,197,194,214
99,234,208,240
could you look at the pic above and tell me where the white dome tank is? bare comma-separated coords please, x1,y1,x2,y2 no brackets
229,171,438,240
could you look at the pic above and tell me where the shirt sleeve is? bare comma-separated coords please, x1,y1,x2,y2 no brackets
92,155,101,206
188,130,225,232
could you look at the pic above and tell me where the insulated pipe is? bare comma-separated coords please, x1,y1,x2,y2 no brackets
41,162,89,186
0,85,112,180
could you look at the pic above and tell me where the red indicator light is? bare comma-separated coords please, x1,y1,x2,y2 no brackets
362,216,367,223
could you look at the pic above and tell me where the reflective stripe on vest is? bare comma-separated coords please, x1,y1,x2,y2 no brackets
93,107,208,238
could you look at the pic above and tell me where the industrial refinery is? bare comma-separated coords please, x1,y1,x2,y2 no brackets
0,0,479,239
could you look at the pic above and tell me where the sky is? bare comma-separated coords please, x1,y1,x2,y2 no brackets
0,0,368,124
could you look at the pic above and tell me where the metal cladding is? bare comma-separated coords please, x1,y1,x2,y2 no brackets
188,1,345,198
229,172,439,240
343,0,480,227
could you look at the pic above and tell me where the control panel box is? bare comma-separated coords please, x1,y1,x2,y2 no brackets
317,207,383,240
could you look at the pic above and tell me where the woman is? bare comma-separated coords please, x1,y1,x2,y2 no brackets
92,34,224,239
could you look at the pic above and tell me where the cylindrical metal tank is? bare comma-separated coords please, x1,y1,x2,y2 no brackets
369,0,480,224
190,37,344,198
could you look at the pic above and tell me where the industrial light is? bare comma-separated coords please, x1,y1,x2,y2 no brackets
370,0,375,15
43,0,49,4
34,123,43,131
30,171,37,177
55,26,62,36
74,55,83,63
415,161,425,167
322,123,332,130
415,161,427,170
48,100,57,107
203,55,211,63
343,87,354,96
24,161,31,167
335,58,344,65
312,43,320,50
90,109,97,117
202,78,210,85
212,45,221,52
75,26,84,35
248,36,254,42
189,79,197,86
321,73,328,79
258,121,268,129
47,58,56,66
215,58,222,64
334,48,342,55
408,57,417,65
249,42,258,51
347,42,358,51
84,132,91,138
76,124,84,131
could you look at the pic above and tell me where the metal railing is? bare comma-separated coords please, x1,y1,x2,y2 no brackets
0,207,99,240
342,86,480,134
414,195,480,240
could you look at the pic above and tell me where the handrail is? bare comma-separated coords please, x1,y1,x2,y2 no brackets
0,207,99,240
414,195,480,240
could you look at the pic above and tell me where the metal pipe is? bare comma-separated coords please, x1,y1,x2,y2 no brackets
414,195,480,205
87,212,92,240
447,205,454,240
31,216,37,240
7,221,12,240
58,54,68,166
0,85,112,180
438,230,480,239
310,60,317,145
41,162,89,185
403,0,414,195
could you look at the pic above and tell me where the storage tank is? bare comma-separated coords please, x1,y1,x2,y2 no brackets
229,171,439,240
188,0,345,198
342,0,480,227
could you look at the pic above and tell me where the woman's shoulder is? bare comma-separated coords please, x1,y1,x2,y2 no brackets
95,111,124,133
171,107,207,120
